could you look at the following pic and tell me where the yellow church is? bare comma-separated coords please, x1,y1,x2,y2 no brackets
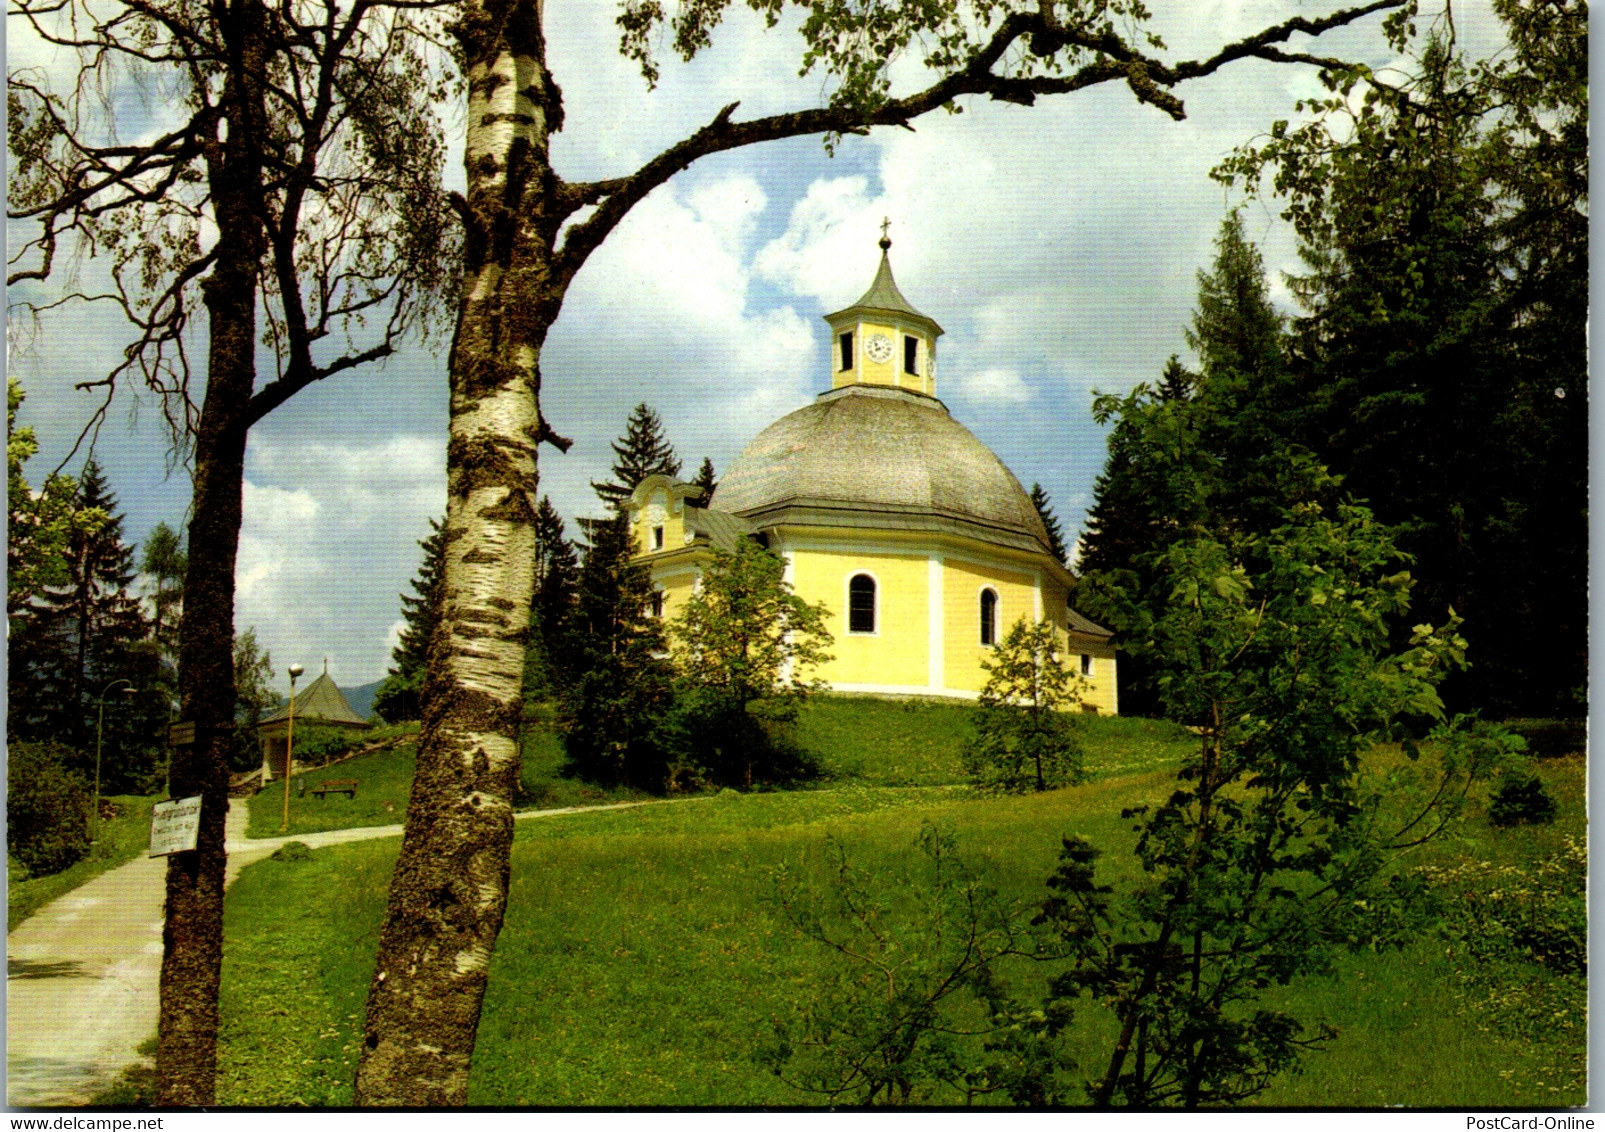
625,237,1118,712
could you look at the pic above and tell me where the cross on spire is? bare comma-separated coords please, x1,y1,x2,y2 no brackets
879,216,892,251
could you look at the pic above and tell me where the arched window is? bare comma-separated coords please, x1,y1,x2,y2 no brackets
979,588,999,646
848,574,877,634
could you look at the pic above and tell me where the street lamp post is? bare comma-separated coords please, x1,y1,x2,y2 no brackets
93,678,137,842
282,663,305,833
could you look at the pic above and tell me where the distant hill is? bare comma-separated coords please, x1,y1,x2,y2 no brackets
342,680,384,721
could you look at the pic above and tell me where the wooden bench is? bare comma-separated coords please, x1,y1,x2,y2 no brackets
310,779,359,800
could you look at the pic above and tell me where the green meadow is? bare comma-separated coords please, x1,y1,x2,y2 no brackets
215,699,1585,1108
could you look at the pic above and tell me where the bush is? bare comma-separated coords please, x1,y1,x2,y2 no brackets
290,724,363,765
964,619,1086,793
1503,719,1585,759
271,841,313,862
1487,773,1557,827
8,741,92,877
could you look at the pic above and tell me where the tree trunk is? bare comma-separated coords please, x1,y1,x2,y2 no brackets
156,0,267,1103
354,0,558,1104
155,220,257,1110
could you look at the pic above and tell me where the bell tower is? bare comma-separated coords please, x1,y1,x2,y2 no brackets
823,222,944,396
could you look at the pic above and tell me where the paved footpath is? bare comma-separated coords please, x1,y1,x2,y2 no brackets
6,796,694,1106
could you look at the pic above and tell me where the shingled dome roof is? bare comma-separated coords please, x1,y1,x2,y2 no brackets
709,385,1051,554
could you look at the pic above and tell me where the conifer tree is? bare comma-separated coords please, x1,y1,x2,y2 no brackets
560,515,672,789
1028,484,1068,564
1217,10,1587,715
141,523,186,679
373,520,445,724
12,461,161,787
591,404,682,510
526,497,580,698
690,457,718,501
1076,216,1292,715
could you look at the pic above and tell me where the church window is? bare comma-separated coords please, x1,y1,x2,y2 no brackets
839,331,854,371
979,588,998,645
904,335,918,376
650,591,664,618
848,573,876,633
1081,654,1093,677
652,525,664,550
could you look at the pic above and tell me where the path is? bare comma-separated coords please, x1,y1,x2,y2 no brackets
6,795,700,1107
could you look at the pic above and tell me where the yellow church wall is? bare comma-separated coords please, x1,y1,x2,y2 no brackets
1066,638,1120,715
651,567,700,623
637,527,1119,712
788,546,930,689
941,557,1039,694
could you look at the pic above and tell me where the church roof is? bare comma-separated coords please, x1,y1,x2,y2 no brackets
824,248,944,337
709,384,1052,557
685,505,755,553
258,671,369,729
1066,606,1113,640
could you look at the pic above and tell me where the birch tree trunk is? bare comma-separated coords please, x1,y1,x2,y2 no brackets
353,0,561,1104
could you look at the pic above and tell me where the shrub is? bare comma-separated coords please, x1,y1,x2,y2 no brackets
8,741,92,877
763,824,1070,1105
1503,719,1585,759
1487,773,1557,827
964,619,1086,793
290,724,362,765
271,841,313,862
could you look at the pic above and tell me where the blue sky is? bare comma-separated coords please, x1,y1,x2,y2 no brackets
7,2,1509,689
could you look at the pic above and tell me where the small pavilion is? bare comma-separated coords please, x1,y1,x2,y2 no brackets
256,663,369,782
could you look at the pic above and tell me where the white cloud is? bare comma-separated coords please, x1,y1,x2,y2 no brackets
234,434,445,686
538,171,817,526
9,2,1517,684
953,368,1033,405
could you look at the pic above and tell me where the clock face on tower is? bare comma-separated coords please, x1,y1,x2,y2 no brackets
865,333,893,363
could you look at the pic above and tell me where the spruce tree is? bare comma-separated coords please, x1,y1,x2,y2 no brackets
526,496,579,698
141,522,186,703
1028,483,1067,564
373,519,445,723
560,515,672,789
1217,19,1587,715
591,403,682,510
1076,215,1293,717
12,460,161,787
690,457,718,500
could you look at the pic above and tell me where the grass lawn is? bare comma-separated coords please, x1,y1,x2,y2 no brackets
215,746,1585,1108
7,794,158,929
243,696,1194,839
245,718,654,838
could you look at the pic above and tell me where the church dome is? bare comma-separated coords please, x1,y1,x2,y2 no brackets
709,384,1052,554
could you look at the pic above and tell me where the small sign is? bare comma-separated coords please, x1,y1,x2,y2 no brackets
150,795,203,857
169,721,196,747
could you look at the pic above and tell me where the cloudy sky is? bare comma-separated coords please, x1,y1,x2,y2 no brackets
8,2,1508,691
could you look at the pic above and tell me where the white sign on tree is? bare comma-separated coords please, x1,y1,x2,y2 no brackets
149,796,203,857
